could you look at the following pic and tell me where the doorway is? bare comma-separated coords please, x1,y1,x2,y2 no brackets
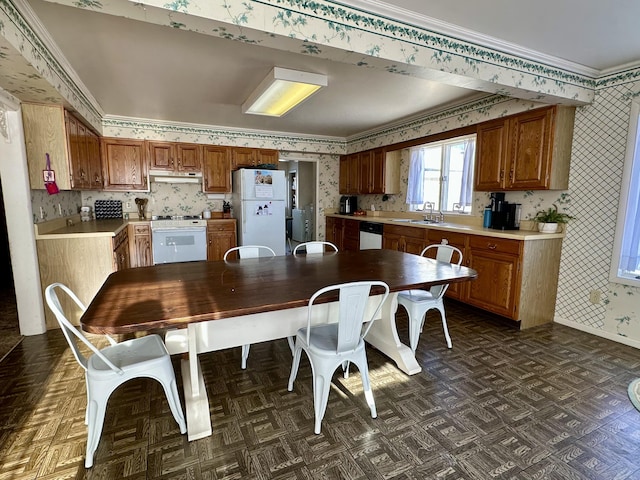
279,158,317,253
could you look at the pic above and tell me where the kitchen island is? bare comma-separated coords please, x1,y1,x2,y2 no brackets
326,213,565,329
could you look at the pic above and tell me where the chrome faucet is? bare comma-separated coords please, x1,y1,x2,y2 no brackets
422,201,434,221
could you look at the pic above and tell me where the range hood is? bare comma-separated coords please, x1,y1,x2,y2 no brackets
149,170,203,184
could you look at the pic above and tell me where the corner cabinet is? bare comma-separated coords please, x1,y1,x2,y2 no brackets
340,148,400,194
22,103,102,191
475,105,575,191
101,138,148,191
207,219,237,261
203,145,231,193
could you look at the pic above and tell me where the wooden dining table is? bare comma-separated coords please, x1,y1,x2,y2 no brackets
82,249,476,440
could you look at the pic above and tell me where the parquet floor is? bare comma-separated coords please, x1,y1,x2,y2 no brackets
2,302,640,479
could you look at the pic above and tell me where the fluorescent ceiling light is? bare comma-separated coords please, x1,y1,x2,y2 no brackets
242,67,328,117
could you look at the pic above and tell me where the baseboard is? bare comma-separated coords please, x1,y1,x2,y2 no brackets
554,316,640,350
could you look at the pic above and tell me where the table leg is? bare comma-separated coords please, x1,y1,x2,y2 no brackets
365,293,422,375
180,324,212,441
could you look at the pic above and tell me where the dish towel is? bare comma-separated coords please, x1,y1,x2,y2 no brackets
628,378,640,412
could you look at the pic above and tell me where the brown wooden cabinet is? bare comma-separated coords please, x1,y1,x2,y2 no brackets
207,219,237,261
101,138,148,191
231,147,278,170
128,222,152,268
342,218,360,251
340,149,400,195
325,216,344,250
112,228,130,271
148,141,202,172
202,145,231,193
475,106,575,191
382,224,426,254
22,103,102,191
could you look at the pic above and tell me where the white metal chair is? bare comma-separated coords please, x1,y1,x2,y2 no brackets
397,243,463,352
293,241,338,255
44,283,186,468
223,245,276,260
224,245,277,369
288,281,390,434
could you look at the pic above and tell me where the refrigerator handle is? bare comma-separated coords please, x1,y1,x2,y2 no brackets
242,202,248,234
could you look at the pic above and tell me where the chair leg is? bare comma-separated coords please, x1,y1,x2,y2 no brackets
408,307,428,353
342,360,350,379
159,374,187,434
287,336,295,355
353,351,377,419
85,397,107,468
313,370,332,434
436,304,452,349
241,344,250,369
288,343,302,391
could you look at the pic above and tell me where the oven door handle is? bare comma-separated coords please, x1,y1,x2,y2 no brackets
152,227,206,234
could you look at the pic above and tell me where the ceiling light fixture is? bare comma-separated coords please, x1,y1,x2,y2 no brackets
242,67,328,117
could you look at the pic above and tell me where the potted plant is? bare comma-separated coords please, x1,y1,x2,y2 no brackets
533,204,574,233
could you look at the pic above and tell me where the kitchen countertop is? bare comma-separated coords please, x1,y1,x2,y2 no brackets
325,213,565,241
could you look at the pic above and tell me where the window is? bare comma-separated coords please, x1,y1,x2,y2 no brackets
406,134,476,213
611,101,640,288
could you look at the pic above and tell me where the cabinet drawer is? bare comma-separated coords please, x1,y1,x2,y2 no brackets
133,224,150,235
468,235,521,255
427,230,467,247
207,220,236,232
383,224,425,239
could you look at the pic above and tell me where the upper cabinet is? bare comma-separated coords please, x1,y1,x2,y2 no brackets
231,147,278,170
203,145,231,193
148,141,202,172
22,103,102,191
475,105,575,191
101,138,148,191
340,148,400,195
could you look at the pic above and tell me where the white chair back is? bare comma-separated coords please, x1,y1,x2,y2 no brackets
224,245,276,260
421,244,463,299
293,241,338,255
45,283,122,374
306,281,389,353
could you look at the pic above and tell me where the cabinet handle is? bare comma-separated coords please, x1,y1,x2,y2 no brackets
487,243,497,250
500,170,504,180
509,169,514,180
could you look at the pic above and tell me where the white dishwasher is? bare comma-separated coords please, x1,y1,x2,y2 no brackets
359,221,383,249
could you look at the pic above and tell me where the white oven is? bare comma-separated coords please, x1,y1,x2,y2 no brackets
151,218,207,264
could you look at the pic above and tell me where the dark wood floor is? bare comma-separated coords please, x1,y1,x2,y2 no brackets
1,301,640,479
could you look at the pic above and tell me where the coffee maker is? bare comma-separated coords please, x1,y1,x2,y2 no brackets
490,192,521,230
339,195,357,215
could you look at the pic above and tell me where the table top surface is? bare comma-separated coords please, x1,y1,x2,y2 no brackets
81,249,477,335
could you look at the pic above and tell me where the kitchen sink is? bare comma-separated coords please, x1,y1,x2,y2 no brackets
389,218,413,222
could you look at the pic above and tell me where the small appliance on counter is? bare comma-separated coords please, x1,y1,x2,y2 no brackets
339,195,357,215
489,192,521,230
94,200,123,220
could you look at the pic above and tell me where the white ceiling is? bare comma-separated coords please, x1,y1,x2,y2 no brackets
26,0,640,139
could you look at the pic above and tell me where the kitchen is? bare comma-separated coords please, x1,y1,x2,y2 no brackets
0,0,639,476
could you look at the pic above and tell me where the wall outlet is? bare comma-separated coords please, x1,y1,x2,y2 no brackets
125,202,131,210
589,290,601,304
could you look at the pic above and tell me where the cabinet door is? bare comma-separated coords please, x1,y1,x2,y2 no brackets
466,248,519,318
326,218,344,250
207,221,237,261
102,138,148,191
148,141,174,170
342,219,360,251
67,113,90,189
339,156,351,194
231,147,256,169
404,235,425,255
508,107,553,190
370,148,386,194
359,151,373,194
176,143,202,172
86,130,103,189
257,149,278,165
475,118,509,191
131,224,152,268
382,233,402,251
203,145,231,193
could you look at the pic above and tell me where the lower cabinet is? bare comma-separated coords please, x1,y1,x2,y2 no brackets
342,219,360,251
129,222,152,268
382,224,426,254
112,228,131,272
207,219,237,261
325,216,344,250
425,229,562,329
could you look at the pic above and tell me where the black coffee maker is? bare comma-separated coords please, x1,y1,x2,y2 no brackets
339,195,357,215
490,192,521,230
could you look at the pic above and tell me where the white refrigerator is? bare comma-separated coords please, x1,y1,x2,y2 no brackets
232,169,286,256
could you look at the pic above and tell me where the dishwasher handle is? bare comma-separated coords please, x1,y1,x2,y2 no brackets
359,221,383,235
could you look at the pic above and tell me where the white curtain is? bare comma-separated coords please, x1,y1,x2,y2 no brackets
458,139,475,206
406,147,426,205
621,129,640,273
